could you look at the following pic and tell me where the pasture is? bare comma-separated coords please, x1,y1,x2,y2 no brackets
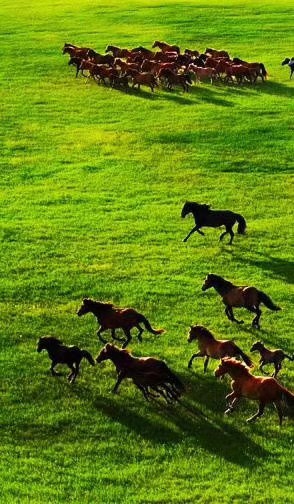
1,0,294,502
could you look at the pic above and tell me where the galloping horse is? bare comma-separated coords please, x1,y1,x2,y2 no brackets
96,343,184,402
202,274,281,328
181,202,246,244
250,341,293,377
152,41,180,54
37,336,95,383
215,357,294,425
187,325,253,371
232,58,267,81
282,57,294,79
105,45,132,58
77,298,164,347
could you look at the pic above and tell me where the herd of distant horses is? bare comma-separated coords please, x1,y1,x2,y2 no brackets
62,40,294,93
38,197,293,425
62,40,272,92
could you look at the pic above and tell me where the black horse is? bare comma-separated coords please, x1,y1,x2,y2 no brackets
37,336,95,383
181,202,246,244
282,57,294,79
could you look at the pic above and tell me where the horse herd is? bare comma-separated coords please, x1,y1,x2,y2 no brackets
62,40,270,92
38,203,293,426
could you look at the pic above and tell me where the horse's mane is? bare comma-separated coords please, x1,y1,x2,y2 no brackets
86,299,115,310
222,357,251,374
208,274,235,288
193,325,215,340
40,336,63,346
186,201,211,211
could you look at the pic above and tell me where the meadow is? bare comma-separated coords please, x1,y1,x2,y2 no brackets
1,0,294,502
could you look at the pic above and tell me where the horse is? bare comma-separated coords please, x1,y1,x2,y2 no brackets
232,58,267,81
152,41,180,54
37,336,95,383
62,45,92,60
132,72,158,92
187,325,253,371
96,343,184,402
105,45,132,59
215,357,294,425
250,341,293,377
181,202,246,244
77,298,164,347
282,57,294,79
68,56,83,78
205,48,230,59
202,274,281,328
224,63,254,85
189,65,217,84
158,69,192,92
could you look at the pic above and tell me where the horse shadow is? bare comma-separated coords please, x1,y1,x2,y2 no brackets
236,253,294,285
71,380,268,467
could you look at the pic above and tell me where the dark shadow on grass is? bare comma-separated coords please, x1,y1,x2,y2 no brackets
236,253,294,285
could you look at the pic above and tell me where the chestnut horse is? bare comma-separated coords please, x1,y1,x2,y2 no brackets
152,41,180,54
96,343,184,402
77,298,164,347
250,341,293,377
37,336,95,383
181,201,246,244
202,274,281,328
187,325,253,371
215,357,294,425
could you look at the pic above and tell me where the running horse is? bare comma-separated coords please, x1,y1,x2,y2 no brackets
187,325,253,371
96,343,184,402
77,298,164,347
152,41,180,54
202,274,281,328
282,57,294,79
181,202,246,244
215,357,294,425
250,341,293,377
37,336,95,383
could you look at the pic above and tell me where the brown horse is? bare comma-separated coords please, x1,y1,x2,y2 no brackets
152,41,180,54
96,343,184,402
250,341,293,377
202,274,281,328
132,72,158,92
187,325,253,371
37,336,95,383
77,298,164,347
215,357,294,425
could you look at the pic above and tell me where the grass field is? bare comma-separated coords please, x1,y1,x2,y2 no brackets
1,0,294,502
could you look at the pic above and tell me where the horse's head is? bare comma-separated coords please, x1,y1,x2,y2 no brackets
181,201,193,218
37,336,62,352
250,341,264,353
201,274,216,291
152,41,159,49
105,45,111,53
77,298,94,317
188,325,214,343
281,58,290,66
214,358,230,378
96,343,119,363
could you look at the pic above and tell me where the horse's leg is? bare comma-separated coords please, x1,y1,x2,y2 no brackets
252,306,261,329
219,230,228,241
203,356,210,373
225,393,240,414
136,325,144,342
226,306,244,324
112,372,125,393
246,402,265,423
50,361,62,376
274,400,283,426
122,329,132,348
227,226,234,245
97,326,108,344
188,351,202,369
183,226,204,242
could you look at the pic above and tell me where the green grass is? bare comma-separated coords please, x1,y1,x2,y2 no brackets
1,0,294,502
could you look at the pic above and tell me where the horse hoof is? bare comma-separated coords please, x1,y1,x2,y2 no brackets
225,408,233,415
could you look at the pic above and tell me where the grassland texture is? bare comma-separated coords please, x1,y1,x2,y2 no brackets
1,0,294,502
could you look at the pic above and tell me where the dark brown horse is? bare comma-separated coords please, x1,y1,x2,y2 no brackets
215,357,294,425
37,336,95,383
96,343,184,402
181,202,246,244
250,341,293,377
77,298,164,347
132,72,158,92
187,325,253,371
202,274,281,328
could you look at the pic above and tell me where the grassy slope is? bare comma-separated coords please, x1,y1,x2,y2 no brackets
1,0,294,502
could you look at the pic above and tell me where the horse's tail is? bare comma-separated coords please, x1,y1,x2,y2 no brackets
283,353,294,361
234,346,253,367
81,350,96,366
258,291,281,311
260,63,267,78
281,389,294,414
139,314,165,335
235,213,246,234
